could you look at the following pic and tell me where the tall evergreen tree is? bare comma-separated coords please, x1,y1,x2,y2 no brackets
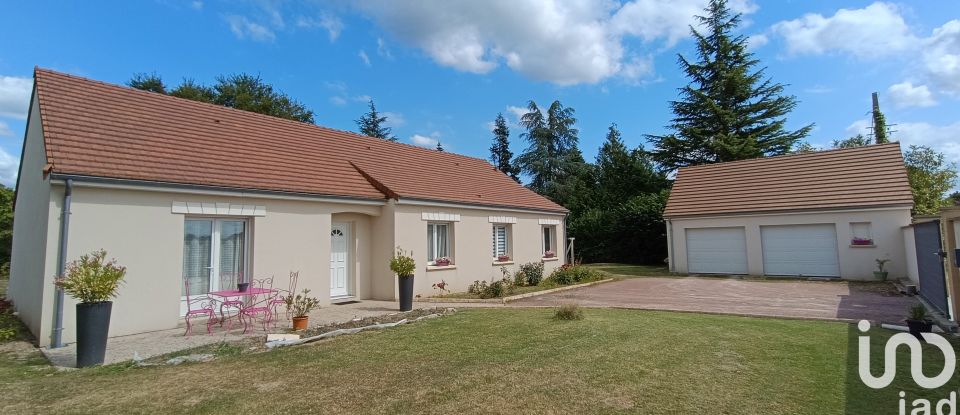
489,113,520,182
355,99,397,141
517,100,579,199
127,72,166,94
596,123,666,206
648,0,812,171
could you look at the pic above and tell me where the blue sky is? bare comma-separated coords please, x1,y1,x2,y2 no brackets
1,0,958,188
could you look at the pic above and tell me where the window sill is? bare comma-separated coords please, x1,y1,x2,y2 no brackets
426,265,457,272
542,257,560,262
492,261,514,266
849,244,876,248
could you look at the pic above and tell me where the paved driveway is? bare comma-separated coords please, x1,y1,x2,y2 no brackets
511,277,919,324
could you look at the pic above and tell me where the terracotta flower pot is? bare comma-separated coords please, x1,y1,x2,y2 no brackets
292,316,309,330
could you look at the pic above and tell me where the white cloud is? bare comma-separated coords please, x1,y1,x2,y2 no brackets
410,133,439,148
329,96,347,106
358,50,371,67
0,76,32,120
382,111,405,127
770,2,916,58
377,37,393,59
225,15,276,42
887,82,937,108
922,20,960,96
0,121,12,137
353,95,372,102
505,105,531,124
353,0,757,85
191,1,203,10
846,118,960,169
747,33,768,49
804,85,833,94
296,13,344,42
0,147,18,186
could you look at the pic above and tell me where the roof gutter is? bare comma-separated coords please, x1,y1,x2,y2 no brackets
47,174,387,206
51,178,72,348
396,197,568,216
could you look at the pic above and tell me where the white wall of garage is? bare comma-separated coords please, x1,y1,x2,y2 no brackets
667,207,911,280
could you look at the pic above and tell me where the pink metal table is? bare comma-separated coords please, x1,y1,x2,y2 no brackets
208,288,277,333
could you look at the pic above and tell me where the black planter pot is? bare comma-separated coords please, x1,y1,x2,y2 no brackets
906,319,934,340
237,282,249,292
398,275,414,311
76,301,112,368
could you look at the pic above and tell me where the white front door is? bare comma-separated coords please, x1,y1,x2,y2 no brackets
330,223,350,297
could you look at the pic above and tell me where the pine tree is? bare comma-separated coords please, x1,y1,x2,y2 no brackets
435,141,444,151
648,0,812,171
489,113,519,182
596,124,666,206
127,72,166,94
517,100,579,198
355,99,397,141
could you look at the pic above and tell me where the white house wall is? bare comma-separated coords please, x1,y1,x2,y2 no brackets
668,208,911,280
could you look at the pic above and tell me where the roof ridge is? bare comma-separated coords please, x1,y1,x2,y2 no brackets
34,68,493,166
677,142,903,172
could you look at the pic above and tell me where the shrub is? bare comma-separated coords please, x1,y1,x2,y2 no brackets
548,264,603,286
390,247,416,277
517,262,545,286
0,309,21,342
54,250,126,303
554,304,583,320
468,278,513,299
283,289,320,318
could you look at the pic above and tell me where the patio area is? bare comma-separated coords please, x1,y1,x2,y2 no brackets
42,299,496,367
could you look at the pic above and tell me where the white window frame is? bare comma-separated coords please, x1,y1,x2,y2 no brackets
492,224,511,259
542,225,556,256
427,222,452,265
181,217,250,315
850,222,873,245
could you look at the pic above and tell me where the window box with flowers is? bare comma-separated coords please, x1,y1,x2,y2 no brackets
434,257,452,267
543,250,556,258
496,255,512,263
851,237,874,247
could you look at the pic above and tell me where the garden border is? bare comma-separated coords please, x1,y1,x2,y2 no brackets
416,278,616,304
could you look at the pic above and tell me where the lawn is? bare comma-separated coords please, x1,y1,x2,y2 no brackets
1,308,955,414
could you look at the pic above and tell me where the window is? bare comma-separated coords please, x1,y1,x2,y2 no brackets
850,222,873,245
542,225,556,257
427,222,451,264
492,224,511,259
182,218,248,313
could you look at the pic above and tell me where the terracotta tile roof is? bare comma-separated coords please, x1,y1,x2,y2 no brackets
664,142,913,218
33,68,566,213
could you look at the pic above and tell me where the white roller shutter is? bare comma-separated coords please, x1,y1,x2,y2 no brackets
685,227,748,274
761,224,840,277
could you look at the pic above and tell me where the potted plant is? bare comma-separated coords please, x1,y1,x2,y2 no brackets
543,250,556,258
905,304,934,340
434,256,451,267
283,289,320,330
237,281,249,292
391,247,417,311
497,255,511,262
53,250,126,367
874,258,890,281
851,237,873,246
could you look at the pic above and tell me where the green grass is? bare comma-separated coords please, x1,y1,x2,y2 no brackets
1,308,954,414
585,263,673,278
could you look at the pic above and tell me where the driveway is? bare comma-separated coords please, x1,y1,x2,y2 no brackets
511,277,919,324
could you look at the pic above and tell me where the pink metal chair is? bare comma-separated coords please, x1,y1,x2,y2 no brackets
183,280,217,336
269,271,300,327
240,277,275,334
218,272,245,331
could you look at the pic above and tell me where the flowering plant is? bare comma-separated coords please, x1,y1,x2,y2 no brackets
54,250,126,304
434,257,451,266
543,250,556,258
851,237,873,246
432,280,450,294
497,255,511,262
390,247,416,277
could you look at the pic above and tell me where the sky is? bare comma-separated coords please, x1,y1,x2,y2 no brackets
0,0,958,188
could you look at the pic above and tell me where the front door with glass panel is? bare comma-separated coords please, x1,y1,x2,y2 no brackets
181,219,247,315
330,223,350,298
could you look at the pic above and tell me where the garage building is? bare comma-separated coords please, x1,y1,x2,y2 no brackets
664,143,913,280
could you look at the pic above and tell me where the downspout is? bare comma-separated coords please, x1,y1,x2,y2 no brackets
666,219,674,272
52,178,72,348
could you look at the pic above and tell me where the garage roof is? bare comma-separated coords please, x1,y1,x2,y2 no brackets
32,68,567,213
664,143,913,218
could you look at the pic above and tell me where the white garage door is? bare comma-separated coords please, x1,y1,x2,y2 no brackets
685,227,748,274
761,224,840,277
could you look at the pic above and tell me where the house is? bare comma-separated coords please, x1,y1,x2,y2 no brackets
7,69,567,347
664,143,913,279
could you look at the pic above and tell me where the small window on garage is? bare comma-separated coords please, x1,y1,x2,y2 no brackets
850,222,873,246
